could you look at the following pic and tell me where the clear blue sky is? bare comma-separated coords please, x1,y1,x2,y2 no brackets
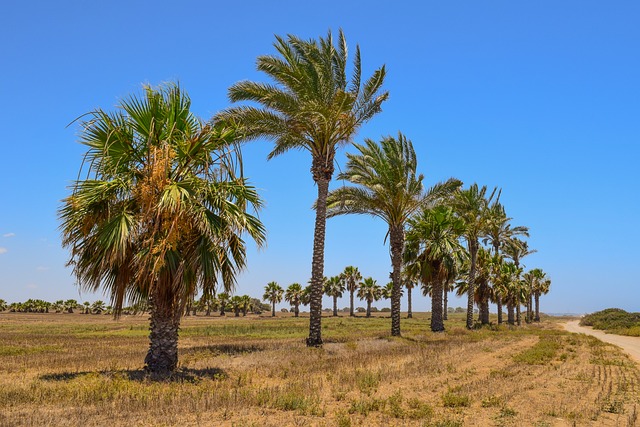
0,1,638,314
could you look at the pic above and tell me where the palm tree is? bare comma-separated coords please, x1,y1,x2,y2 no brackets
327,133,461,336
324,276,345,316
59,84,266,379
406,206,465,332
341,266,362,317
222,30,388,347
300,285,312,308
64,299,78,314
503,238,536,326
198,291,216,316
0,299,8,311
534,274,551,322
285,283,304,317
83,301,91,314
229,296,242,317
91,300,106,314
357,277,381,318
239,295,253,316
263,282,284,317
403,278,416,319
451,184,497,329
217,292,231,316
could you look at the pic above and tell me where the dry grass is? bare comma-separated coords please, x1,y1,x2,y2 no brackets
0,312,638,426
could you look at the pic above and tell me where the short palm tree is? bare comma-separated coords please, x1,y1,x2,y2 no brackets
240,295,253,316
230,296,243,317
406,206,465,332
263,282,284,317
357,277,381,318
59,84,265,378
285,283,304,317
0,299,8,311
91,300,106,314
327,133,461,336
503,237,536,326
323,276,345,316
451,184,497,329
483,202,529,324
222,30,388,347
341,266,362,317
198,291,216,316
217,292,231,316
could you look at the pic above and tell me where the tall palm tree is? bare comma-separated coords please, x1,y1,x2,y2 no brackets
404,278,416,319
534,275,551,322
406,206,465,332
263,282,284,317
503,238,536,326
285,283,304,317
451,184,497,329
341,266,362,317
324,275,345,316
222,30,388,347
357,277,381,318
59,84,265,378
327,133,461,336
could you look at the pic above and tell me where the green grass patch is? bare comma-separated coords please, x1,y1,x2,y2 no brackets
513,336,561,365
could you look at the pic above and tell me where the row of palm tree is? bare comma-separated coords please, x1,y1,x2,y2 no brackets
56,28,551,378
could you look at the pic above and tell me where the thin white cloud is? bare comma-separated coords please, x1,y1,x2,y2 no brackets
36,266,49,271
0,247,7,255
26,283,38,289
3,233,15,238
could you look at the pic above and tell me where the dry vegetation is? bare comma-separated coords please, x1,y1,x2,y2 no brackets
0,312,638,426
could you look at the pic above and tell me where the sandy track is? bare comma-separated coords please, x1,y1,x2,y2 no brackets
564,320,640,364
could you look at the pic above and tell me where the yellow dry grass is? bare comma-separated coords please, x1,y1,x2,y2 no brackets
0,312,638,426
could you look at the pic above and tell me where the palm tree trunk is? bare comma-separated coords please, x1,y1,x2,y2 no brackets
497,296,503,324
466,241,478,329
443,286,448,321
507,302,515,325
407,286,413,319
333,295,338,316
534,292,540,322
479,284,490,325
516,295,522,326
528,294,533,323
366,299,372,318
294,302,300,318
350,289,355,317
389,225,404,337
271,301,276,317
431,281,445,332
145,292,179,380
307,171,330,347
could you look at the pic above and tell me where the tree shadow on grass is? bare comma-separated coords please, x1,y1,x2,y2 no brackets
39,367,226,383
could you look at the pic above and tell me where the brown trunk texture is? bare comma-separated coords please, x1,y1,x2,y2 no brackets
431,280,445,332
350,289,355,317
507,302,515,325
497,296,503,324
307,174,330,347
389,225,404,337
443,286,448,320
145,293,180,380
407,286,413,319
333,295,338,316
466,242,478,329
534,292,540,322
366,300,371,318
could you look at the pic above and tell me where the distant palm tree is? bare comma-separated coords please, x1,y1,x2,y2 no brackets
327,133,461,336
230,296,243,317
240,295,253,316
341,266,362,317
91,300,106,314
285,283,304,317
64,299,78,314
59,84,265,378
483,202,528,324
217,293,231,317
451,184,497,329
0,299,7,311
324,276,345,316
198,291,216,316
300,285,312,308
263,282,284,317
83,301,91,314
357,277,381,318
222,30,388,347
534,275,551,322
503,238,536,326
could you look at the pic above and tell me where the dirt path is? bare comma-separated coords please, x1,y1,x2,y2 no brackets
564,320,640,364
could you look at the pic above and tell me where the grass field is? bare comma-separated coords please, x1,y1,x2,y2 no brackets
0,312,638,426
